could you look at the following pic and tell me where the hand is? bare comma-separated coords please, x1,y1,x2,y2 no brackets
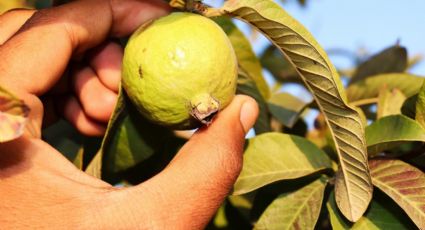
0,0,259,229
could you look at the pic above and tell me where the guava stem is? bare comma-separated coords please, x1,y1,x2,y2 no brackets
189,94,220,125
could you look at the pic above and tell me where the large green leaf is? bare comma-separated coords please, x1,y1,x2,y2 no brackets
376,88,406,119
366,115,425,156
233,132,331,195
327,191,414,229
254,177,327,230
101,88,179,173
215,17,270,99
349,46,407,84
415,82,425,129
347,73,424,103
370,159,425,229
267,92,310,128
0,85,29,142
222,0,372,221
237,68,272,134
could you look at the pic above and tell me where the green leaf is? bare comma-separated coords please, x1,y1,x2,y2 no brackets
267,92,310,128
223,0,372,221
101,88,179,173
0,85,30,142
215,17,270,99
376,88,406,119
370,159,425,229
233,132,331,195
260,45,300,83
237,68,272,134
416,82,425,129
349,45,408,84
347,73,424,103
366,115,425,156
85,150,102,178
254,177,327,230
327,190,415,229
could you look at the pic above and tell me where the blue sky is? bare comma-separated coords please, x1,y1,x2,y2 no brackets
205,0,425,133
206,0,425,75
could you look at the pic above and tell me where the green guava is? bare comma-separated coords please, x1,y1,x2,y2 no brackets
122,12,238,129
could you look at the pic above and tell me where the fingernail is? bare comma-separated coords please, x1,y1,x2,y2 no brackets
239,100,258,133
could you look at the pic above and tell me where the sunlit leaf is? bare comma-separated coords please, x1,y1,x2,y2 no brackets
347,73,424,103
223,0,372,221
0,86,30,143
366,115,425,156
267,92,310,128
376,88,406,119
370,159,425,229
349,45,407,84
254,177,327,230
327,190,415,229
215,17,270,99
415,82,425,129
233,132,331,195
237,68,272,134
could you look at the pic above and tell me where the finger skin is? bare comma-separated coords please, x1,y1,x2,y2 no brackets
60,96,106,136
106,95,259,229
89,42,123,93
0,9,35,44
72,66,117,122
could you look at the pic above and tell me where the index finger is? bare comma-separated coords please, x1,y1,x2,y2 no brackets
0,0,170,96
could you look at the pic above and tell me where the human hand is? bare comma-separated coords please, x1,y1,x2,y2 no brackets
0,0,259,229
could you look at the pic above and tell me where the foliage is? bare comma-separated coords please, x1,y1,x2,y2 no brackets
1,0,424,229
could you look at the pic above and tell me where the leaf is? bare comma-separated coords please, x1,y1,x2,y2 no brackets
349,45,408,84
101,88,179,173
376,88,406,119
369,159,425,229
215,17,270,99
267,92,310,128
223,0,372,221
233,132,331,195
237,68,272,134
85,150,102,178
254,177,327,230
0,86,30,142
347,73,424,103
260,45,300,83
416,82,425,129
327,190,415,229
366,115,425,156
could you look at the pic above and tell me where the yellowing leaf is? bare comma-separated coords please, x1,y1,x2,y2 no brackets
223,0,372,221
376,88,406,119
255,177,327,230
370,159,425,229
233,132,331,195
0,86,29,143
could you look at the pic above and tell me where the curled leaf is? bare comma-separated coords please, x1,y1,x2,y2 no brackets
0,86,29,142
223,0,372,221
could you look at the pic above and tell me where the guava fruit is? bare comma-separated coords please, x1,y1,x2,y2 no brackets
122,12,238,129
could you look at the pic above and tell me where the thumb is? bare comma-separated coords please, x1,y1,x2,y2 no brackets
115,95,258,229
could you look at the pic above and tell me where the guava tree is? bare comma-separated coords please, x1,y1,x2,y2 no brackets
1,0,424,229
